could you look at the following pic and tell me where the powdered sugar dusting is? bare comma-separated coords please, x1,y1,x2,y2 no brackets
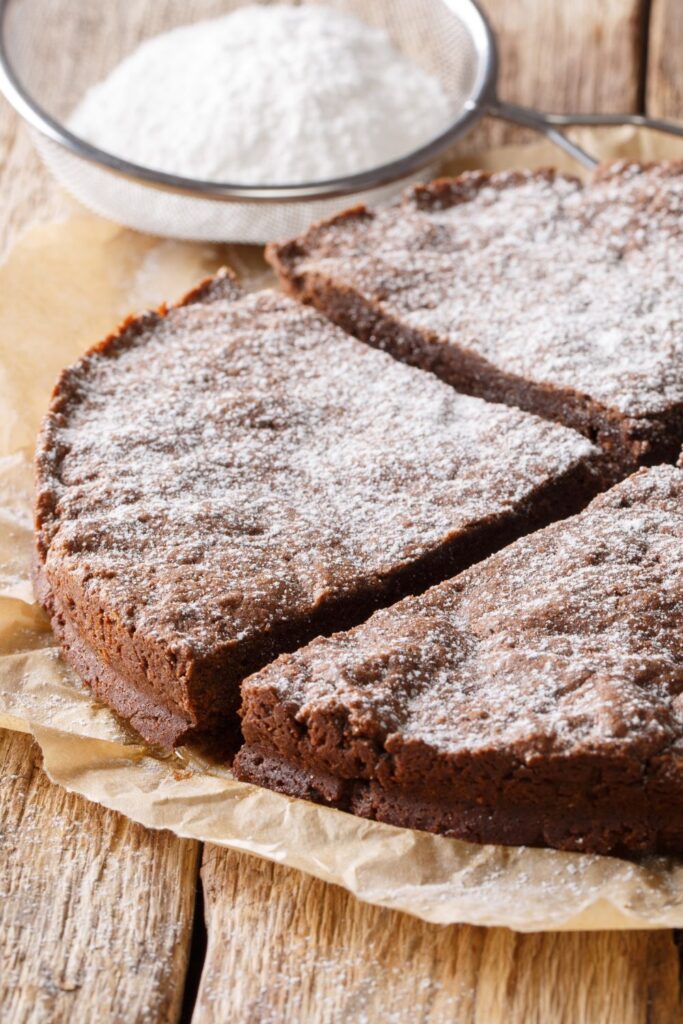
36,288,595,659
251,465,683,759
289,163,683,418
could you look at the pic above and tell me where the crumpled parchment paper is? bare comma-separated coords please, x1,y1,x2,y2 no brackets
3,126,683,932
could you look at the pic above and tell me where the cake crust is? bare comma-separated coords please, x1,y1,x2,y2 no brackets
267,163,683,473
235,466,683,856
34,272,601,748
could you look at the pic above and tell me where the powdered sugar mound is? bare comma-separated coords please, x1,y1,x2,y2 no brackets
68,5,451,184
36,286,596,660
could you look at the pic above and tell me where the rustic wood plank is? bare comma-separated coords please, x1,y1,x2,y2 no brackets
0,729,200,1024
647,0,683,119
465,0,647,150
194,846,682,1024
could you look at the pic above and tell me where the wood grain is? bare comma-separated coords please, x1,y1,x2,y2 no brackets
194,847,682,1024
0,729,199,1024
647,0,683,119
466,0,647,150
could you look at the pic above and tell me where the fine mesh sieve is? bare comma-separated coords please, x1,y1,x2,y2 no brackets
1,0,683,243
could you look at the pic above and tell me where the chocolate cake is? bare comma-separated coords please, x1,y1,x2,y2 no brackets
235,465,683,856
34,271,601,749
268,162,683,473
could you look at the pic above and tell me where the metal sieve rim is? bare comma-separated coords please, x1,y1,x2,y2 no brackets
0,0,497,204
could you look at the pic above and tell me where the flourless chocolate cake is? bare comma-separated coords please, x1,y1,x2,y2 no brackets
235,465,683,856
268,162,683,473
34,271,601,749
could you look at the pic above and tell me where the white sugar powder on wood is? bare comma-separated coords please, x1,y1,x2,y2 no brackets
69,4,452,184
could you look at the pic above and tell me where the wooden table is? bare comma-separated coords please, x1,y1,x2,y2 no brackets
2,3,683,1021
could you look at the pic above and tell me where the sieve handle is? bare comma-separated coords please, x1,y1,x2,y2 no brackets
488,99,683,170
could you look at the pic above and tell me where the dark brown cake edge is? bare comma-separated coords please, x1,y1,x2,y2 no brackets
233,744,683,858
265,168,683,476
33,555,207,750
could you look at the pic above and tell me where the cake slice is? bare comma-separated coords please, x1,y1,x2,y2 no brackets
268,162,683,474
235,465,683,856
34,271,602,749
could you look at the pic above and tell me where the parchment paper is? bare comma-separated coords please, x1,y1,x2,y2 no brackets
3,127,683,932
